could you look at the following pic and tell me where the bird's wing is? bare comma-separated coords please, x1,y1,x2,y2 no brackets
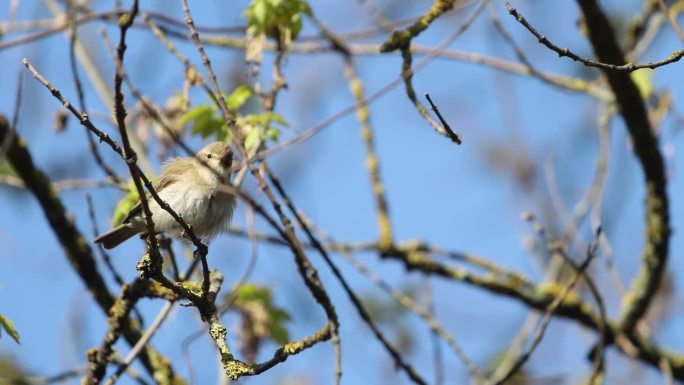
121,164,182,224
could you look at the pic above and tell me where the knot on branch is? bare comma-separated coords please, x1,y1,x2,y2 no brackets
118,13,135,28
124,153,138,165
135,253,161,279
379,32,411,53
223,359,253,380
210,322,227,342
192,242,208,259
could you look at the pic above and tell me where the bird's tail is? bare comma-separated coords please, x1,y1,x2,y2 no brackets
93,224,139,249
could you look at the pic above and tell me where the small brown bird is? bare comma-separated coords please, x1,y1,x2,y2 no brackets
94,142,236,249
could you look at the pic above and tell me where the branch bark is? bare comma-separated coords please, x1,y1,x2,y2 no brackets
576,0,671,334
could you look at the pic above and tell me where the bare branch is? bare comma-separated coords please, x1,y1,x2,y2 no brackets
505,1,684,71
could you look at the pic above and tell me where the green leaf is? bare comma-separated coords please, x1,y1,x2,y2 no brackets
191,111,212,138
244,128,261,150
269,307,290,344
0,314,20,344
362,290,412,324
218,124,232,143
233,284,291,344
631,69,654,100
181,104,213,126
240,111,288,148
244,0,311,41
235,283,271,304
182,104,227,140
250,0,267,26
226,85,253,111
110,178,156,226
266,127,280,142
267,112,288,127
242,114,263,126
195,114,218,138
111,180,141,227
242,112,288,128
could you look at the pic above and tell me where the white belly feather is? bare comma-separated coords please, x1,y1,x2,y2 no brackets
129,171,235,242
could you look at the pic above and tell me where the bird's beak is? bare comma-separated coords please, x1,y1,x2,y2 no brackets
220,151,232,168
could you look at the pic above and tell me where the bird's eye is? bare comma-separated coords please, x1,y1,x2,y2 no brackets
206,153,213,159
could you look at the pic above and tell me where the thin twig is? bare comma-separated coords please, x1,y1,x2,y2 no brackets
220,203,259,311
656,0,684,43
98,28,199,162
488,229,603,385
91,190,155,340
141,12,215,98
86,192,147,331
25,367,85,384
339,248,484,382
10,68,23,136
0,176,118,191
623,0,660,56
424,93,461,144
103,301,176,385
504,1,684,71
629,11,668,61
22,59,123,156
86,193,126,287
393,0,487,145
67,3,121,184
110,0,163,265
0,8,245,51
485,1,592,106
1,68,23,158
66,1,85,108
266,167,427,385
422,279,444,385
0,9,122,51
84,279,144,384
521,214,608,384
354,0,394,30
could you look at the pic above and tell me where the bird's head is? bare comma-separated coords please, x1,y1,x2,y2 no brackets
199,141,233,174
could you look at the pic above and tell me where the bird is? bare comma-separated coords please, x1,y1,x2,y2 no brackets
94,141,236,249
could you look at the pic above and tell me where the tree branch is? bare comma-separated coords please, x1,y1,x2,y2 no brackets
576,0,671,335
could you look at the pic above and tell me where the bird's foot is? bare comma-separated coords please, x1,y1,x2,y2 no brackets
179,228,189,239
193,243,208,259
